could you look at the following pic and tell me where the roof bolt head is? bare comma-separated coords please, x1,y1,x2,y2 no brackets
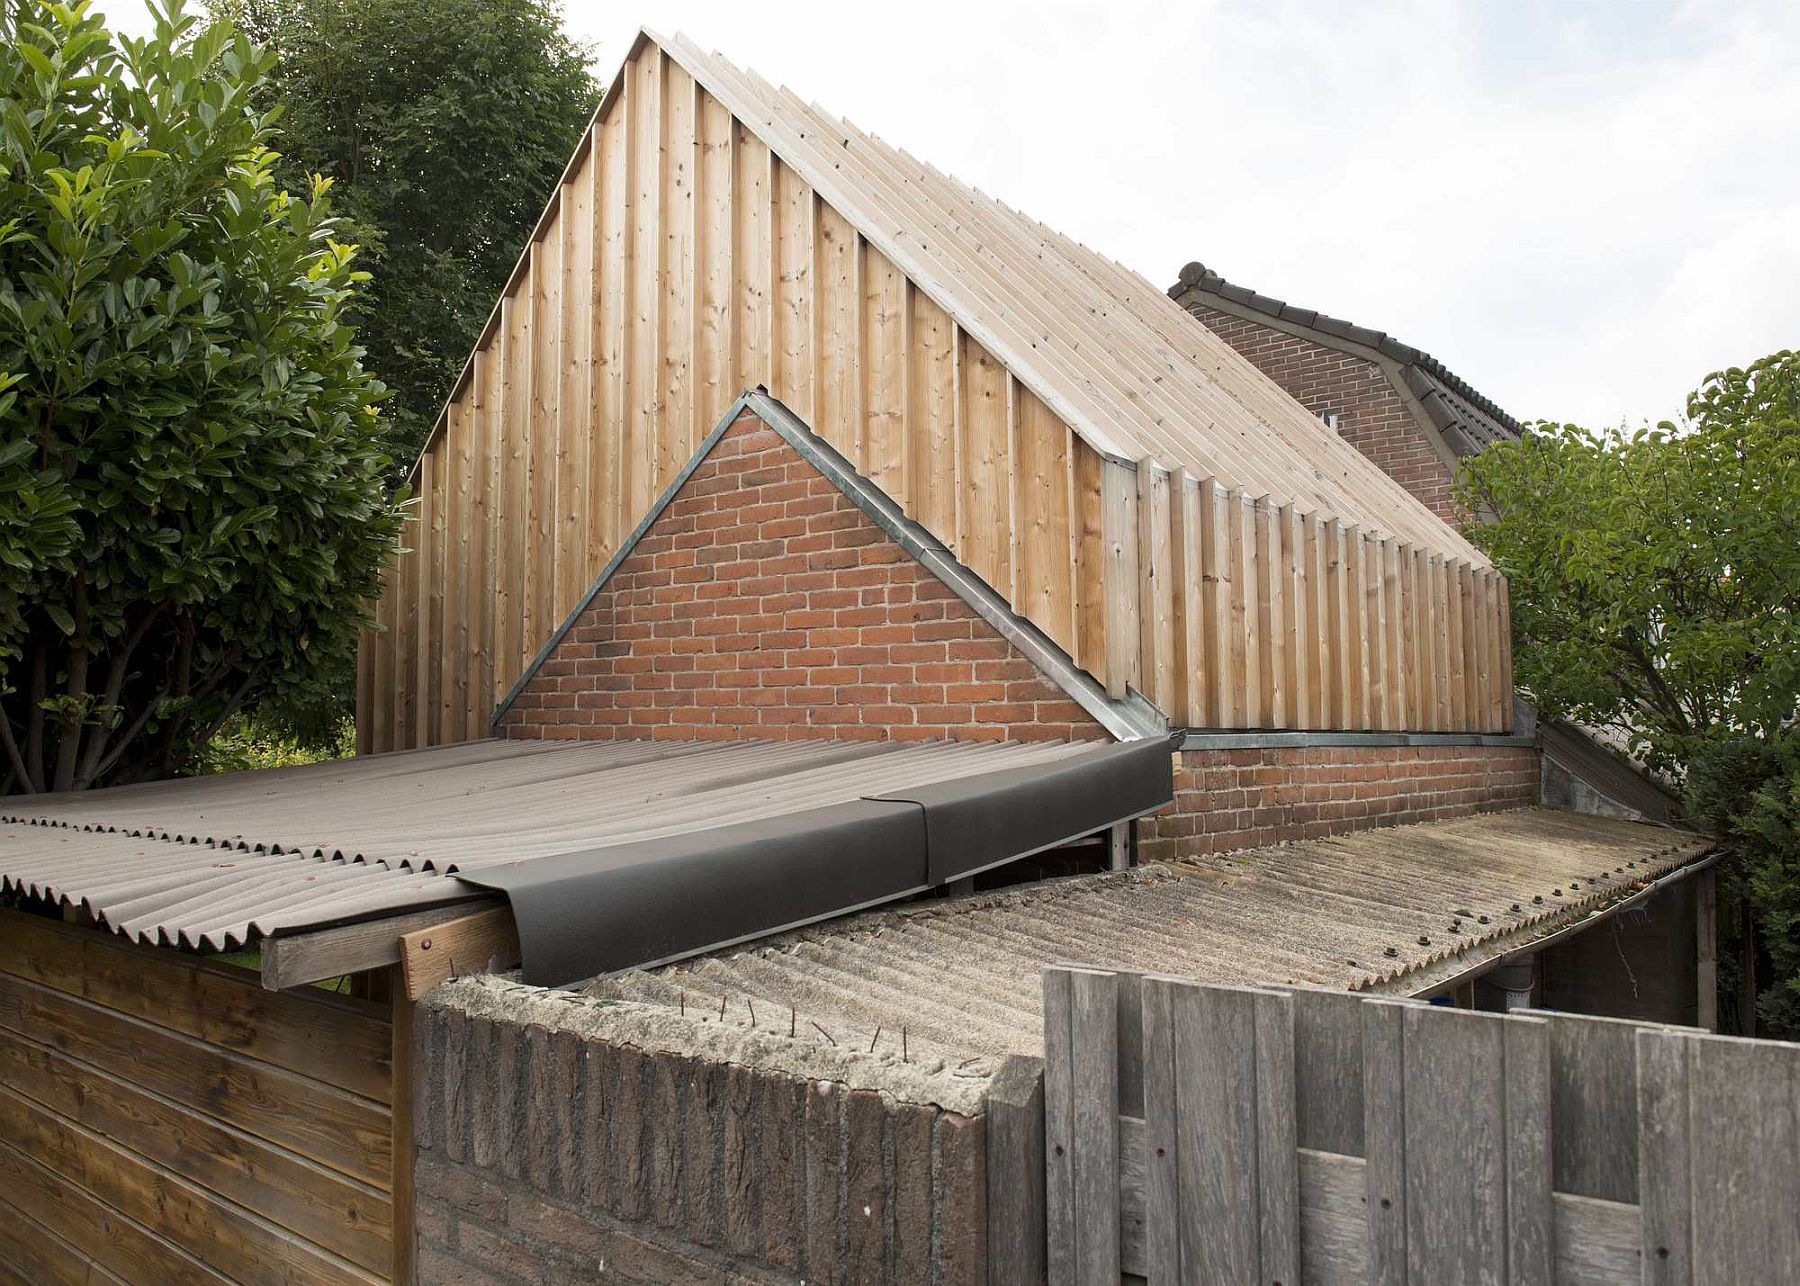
1478,914,1491,924
1384,946,1399,958
1533,895,1545,904
1417,935,1431,946
1510,903,1522,912
1553,888,1564,897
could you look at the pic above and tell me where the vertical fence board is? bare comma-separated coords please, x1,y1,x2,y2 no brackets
1255,990,1301,1285
1636,1029,1692,1286
1072,970,1120,1285
1292,989,1366,1156
1361,999,1407,1286
1504,1016,1553,1286
1175,984,1262,1284
1686,1034,1800,1283
1042,968,1077,1286
1142,977,1180,1285
1402,1005,1506,1284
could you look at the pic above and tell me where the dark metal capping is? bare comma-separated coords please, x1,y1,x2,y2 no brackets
491,388,1168,742
456,738,1176,985
1175,729,1538,751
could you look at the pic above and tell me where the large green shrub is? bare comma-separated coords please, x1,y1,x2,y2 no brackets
0,0,404,791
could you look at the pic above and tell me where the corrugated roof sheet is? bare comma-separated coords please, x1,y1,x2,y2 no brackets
592,809,1710,1068
0,737,1099,952
652,33,1487,566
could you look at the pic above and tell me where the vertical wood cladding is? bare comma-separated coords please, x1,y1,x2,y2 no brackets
362,40,1512,750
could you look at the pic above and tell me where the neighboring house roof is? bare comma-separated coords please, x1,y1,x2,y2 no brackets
594,808,1711,1069
1169,262,1523,456
0,734,1170,977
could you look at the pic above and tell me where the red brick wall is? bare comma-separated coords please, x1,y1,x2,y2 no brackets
1183,300,1461,522
1137,744,1540,860
500,409,1102,743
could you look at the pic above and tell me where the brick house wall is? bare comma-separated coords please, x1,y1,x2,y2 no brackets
500,409,1102,744
1137,744,1540,860
1185,302,1461,522
411,986,987,1285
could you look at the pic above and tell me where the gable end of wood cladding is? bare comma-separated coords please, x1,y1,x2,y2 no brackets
359,40,1511,750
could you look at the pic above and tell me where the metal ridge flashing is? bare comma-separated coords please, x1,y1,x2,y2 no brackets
491,389,1169,742
1175,729,1537,750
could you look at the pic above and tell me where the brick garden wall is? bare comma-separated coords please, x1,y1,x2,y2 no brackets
501,410,1102,744
411,993,988,1285
1137,744,1541,860
1181,301,1461,523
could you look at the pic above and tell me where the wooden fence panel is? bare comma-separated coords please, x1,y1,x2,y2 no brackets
1041,966,1800,1286
0,911,398,1285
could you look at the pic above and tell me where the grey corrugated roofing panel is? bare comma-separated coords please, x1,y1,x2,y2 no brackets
0,735,1168,970
592,809,1711,1067
0,826,478,951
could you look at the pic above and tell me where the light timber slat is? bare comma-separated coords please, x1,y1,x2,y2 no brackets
1200,478,1232,727
363,34,1512,747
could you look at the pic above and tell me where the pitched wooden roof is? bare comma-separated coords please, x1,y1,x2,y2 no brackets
645,32,1483,563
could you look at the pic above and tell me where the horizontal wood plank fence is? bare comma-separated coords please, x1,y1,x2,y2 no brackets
1021,965,1799,1286
0,910,400,1284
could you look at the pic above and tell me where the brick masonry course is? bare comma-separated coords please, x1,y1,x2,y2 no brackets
1184,302,1464,523
1137,744,1540,860
501,409,1102,745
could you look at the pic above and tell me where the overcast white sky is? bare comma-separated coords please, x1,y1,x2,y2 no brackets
100,0,1800,428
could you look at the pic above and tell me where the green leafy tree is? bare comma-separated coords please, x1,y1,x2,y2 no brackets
0,0,404,792
214,0,599,460
1459,350,1800,1033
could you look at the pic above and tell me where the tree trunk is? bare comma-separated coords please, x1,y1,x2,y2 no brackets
1737,896,1759,1037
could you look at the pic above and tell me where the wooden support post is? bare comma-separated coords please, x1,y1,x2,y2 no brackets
1108,821,1131,872
1696,867,1718,1032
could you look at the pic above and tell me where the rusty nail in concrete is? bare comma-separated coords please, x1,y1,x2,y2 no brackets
811,1021,836,1047
679,992,685,1017
718,994,727,1020
869,1026,882,1053
790,1006,797,1038
902,1027,908,1063
746,998,756,1027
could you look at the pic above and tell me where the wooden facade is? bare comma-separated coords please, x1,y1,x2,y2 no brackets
0,910,407,1284
359,33,1512,751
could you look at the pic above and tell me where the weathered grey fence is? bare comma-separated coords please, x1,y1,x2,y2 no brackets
1027,965,1799,1286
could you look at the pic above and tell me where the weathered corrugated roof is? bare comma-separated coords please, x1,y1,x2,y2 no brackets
0,737,1105,953
1170,262,1523,454
592,809,1710,1068
599,32,1486,564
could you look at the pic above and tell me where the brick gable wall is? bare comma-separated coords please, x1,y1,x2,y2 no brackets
499,409,1103,743
1185,301,1462,522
